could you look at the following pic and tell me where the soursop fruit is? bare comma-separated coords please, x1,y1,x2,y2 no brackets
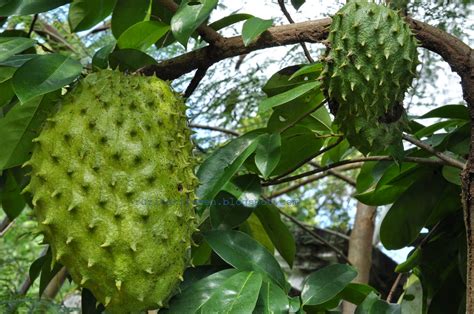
321,0,418,155
22,69,198,313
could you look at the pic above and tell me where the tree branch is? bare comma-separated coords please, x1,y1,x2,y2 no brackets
309,161,358,186
189,124,240,136
0,217,13,237
184,66,210,98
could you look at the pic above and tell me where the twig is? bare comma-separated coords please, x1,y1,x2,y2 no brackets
263,156,452,186
309,161,359,186
280,101,327,134
402,133,465,170
184,66,209,98
0,217,13,237
189,124,240,136
277,0,314,63
278,208,351,264
28,14,38,37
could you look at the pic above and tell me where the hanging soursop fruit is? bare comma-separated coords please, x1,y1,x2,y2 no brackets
321,0,418,155
22,69,198,312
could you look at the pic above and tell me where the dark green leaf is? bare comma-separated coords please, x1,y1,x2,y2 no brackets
442,165,461,185
1,169,25,219
205,230,287,288
241,17,273,46
0,54,37,67
111,0,151,38
117,20,169,51
356,292,401,314
395,248,421,273
419,104,468,120
108,49,157,71
171,0,218,46
263,65,322,97
210,191,253,230
29,253,47,285
259,81,320,112
289,63,324,80
255,133,281,178
197,131,262,209
301,264,357,306
92,43,115,70
0,81,14,108
0,37,35,62
0,93,58,170
291,0,306,10
254,203,296,267
0,66,15,82
340,283,377,305
209,13,253,31
321,137,350,165
39,249,63,296
82,288,104,314
12,54,82,103
165,269,240,313
0,0,70,15
200,271,263,313
68,0,117,32
255,275,290,313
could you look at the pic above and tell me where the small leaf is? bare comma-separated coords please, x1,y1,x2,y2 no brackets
68,0,117,32
356,292,401,314
108,48,157,71
301,264,357,306
419,104,468,120
171,0,219,46
395,248,422,273
200,271,263,313
291,0,306,10
0,37,36,62
1,169,25,219
442,165,461,186
0,0,70,15
12,54,82,103
255,133,281,178
289,63,324,80
111,0,151,38
117,20,169,51
29,253,47,285
92,43,115,69
259,81,321,112
39,249,63,296
205,230,287,289
241,17,273,46
209,13,253,31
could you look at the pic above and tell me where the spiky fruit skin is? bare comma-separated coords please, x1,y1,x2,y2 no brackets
24,70,197,313
322,0,418,155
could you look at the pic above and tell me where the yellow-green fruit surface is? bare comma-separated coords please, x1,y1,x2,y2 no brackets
322,0,418,155
24,70,198,313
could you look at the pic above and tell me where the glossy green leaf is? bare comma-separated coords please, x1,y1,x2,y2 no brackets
1,169,25,219
92,43,115,69
419,104,468,120
117,20,169,51
197,131,263,209
0,37,35,62
205,230,287,288
200,271,262,313
254,203,296,267
0,66,15,82
301,264,357,306
0,54,37,67
356,292,401,314
12,54,82,103
259,81,320,112
380,172,447,249
68,0,117,32
224,174,262,208
241,17,273,46
0,94,58,170
263,65,322,97
171,0,218,46
165,269,240,313
209,13,253,31
111,0,151,38
108,48,157,71
210,191,254,230
255,274,290,314
255,133,281,179
0,0,70,15
289,63,324,80
340,283,377,305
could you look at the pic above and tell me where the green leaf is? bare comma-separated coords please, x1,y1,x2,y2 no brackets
0,66,16,83
291,0,306,10
0,81,14,108
254,203,296,267
92,43,115,69
39,249,63,296
442,165,461,185
165,269,240,313
240,213,275,253
340,283,377,305
12,54,82,103
259,81,321,112
200,271,263,313
210,191,254,230
0,94,57,170
395,248,421,273
255,133,281,178
205,230,287,289
111,0,151,38
209,13,253,31
301,264,357,306
68,0,117,32
400,275,423,314
0,37,35,62
255,280,290,314
263,65,322,97
241,17,273,46
82,288,104,313
29,254,47,285
117,20,169,51
0,0,70,15
356,292,401,314
1,169,25,219
224,174,262,209
0,54,37,67
419,104,468,120
171,0,219,46
380,172,448,249
197,131,262,209
289,63,324,80
108,49,157,71
321,138,350,165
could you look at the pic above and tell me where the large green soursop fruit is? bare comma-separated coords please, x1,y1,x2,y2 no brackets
321,0,418,155
23,70,198,312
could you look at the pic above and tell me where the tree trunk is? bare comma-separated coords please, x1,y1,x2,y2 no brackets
342,202,377,314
